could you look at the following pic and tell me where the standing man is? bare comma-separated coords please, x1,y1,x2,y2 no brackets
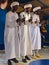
30,6,41,59
20,4,32,63
4,1,19,65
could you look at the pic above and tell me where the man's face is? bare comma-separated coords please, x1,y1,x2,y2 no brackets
15,5,18,10
25,7,32,12
37,9,41,14
13,5,19,11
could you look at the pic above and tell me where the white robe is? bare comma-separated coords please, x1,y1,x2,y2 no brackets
20,12,32,56
29,14,41,50
4,11,19,60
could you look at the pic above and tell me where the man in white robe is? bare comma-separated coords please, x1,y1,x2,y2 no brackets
30,6,41,59
4,1,20,65
20,4,32,63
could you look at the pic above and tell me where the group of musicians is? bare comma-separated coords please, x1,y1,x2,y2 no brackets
3,1,42,65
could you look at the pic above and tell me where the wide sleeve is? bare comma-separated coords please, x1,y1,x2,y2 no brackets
20,12,25,19
14,13,19,20
32,14,36,23
5,13,12,26
37,15,40,23
5,13,15,27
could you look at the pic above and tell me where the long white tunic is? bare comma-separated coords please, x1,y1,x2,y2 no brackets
4,11,19,60
20,12,32,56
29,14,41,50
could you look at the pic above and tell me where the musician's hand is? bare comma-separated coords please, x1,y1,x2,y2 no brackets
35,21,37,24
16,19,19,23
22,18,25,22
19,21,22,26
29,19,32,22
19,18,25,24
35,21,38,26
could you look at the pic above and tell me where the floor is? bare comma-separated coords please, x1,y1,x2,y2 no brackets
29,59,49,65
0,46,49,65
